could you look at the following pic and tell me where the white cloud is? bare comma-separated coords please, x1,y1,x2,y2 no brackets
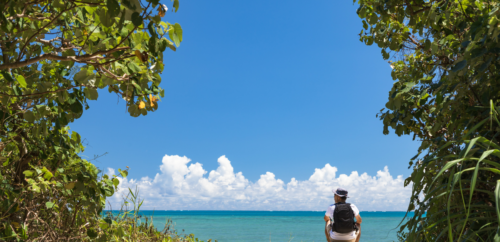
107,155,411,211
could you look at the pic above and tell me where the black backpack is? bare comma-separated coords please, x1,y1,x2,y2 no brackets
332,202,356,233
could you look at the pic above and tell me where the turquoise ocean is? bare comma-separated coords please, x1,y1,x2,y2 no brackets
132,211,409,242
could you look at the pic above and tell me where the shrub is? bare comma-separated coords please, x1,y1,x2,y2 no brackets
0,0,183,240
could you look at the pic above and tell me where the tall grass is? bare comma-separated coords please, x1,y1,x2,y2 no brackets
400,101,500,241
97,187,215,242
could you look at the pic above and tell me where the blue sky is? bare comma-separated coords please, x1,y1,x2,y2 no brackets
72,0,419,210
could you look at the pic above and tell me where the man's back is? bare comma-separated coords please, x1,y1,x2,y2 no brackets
324,188,362,242
325,203,359,240
332,203,356,233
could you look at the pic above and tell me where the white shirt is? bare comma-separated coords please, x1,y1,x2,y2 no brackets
325,203,360,240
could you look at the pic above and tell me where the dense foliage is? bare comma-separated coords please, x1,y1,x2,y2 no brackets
356,0,500,241
0,0,183,240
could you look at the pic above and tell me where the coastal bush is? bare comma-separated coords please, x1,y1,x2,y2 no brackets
98,187,209,241
0,0,182,240
355,0,500,241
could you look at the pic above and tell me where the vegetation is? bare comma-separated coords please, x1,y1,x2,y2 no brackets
356,0,500,241
101,188,212,241
0,0,186,240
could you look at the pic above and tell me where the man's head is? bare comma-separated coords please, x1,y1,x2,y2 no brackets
333,188,349,203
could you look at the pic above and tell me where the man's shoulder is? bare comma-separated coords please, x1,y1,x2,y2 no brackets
326,204,336,210
349,204,360,214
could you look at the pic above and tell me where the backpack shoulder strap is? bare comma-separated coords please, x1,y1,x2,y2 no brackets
332,202,344,217
345,203,354,217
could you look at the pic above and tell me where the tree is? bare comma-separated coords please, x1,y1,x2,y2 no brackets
356,0,500,241
0,0,182,240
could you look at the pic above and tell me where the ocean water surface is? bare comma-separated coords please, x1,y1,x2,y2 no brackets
129,211,409,242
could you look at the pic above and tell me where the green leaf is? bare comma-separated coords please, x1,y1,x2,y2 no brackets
424,39,431,51
103,186,114,196
74,69,89,83
451,60,467,72
128,62,141,73
495,180,500,241
87,228,98,239
362,20,368,30
122,0,137,10
23,170,34,177
431,41,438,54
115,226,125,237
149,37,157,54
99,220,109,230
131,81,142,92
382,49,390,60
52,0,64,8
16,75,27,88
102,76,114,86
0,19,13,32
152,15,161,23
148,21,156,37
42,167,53,180
0,71,14,83
159,38,168,51
84,88,99,100
131,12,143,27
45,202,54,209
112,178,119,187
70,100,83,113
119,170,128,178
99,9,115,28
173,0,179,12
107,0,120,17
470,48,488,59
65,182,75,189
369,14,378,25
128,104,140,117
24,111,35,123
105,178,114,188
169,23,183,47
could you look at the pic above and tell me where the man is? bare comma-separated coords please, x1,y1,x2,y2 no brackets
324,188,362,242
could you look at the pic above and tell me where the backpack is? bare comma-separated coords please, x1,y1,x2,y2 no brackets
332,202,356,233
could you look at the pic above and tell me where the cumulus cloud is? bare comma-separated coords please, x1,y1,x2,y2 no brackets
107,155,411,211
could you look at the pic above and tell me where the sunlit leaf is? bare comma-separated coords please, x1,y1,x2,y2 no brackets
138,101,146,109
65,182,76,189
45,202,54,209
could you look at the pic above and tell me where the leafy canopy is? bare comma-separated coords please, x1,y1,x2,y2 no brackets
356,0,500,241
0,0,182,240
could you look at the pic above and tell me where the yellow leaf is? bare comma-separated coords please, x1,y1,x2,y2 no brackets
138,101,146,109
65,182,75,189
149,94,158,107
135,50,143,62
158,5,165,17
11,222,20,228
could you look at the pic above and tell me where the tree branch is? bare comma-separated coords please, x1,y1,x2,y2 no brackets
0,47,129,70
0,84,93,98
17,4,77,62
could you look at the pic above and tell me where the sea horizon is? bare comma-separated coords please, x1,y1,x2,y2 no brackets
103,210,410,241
